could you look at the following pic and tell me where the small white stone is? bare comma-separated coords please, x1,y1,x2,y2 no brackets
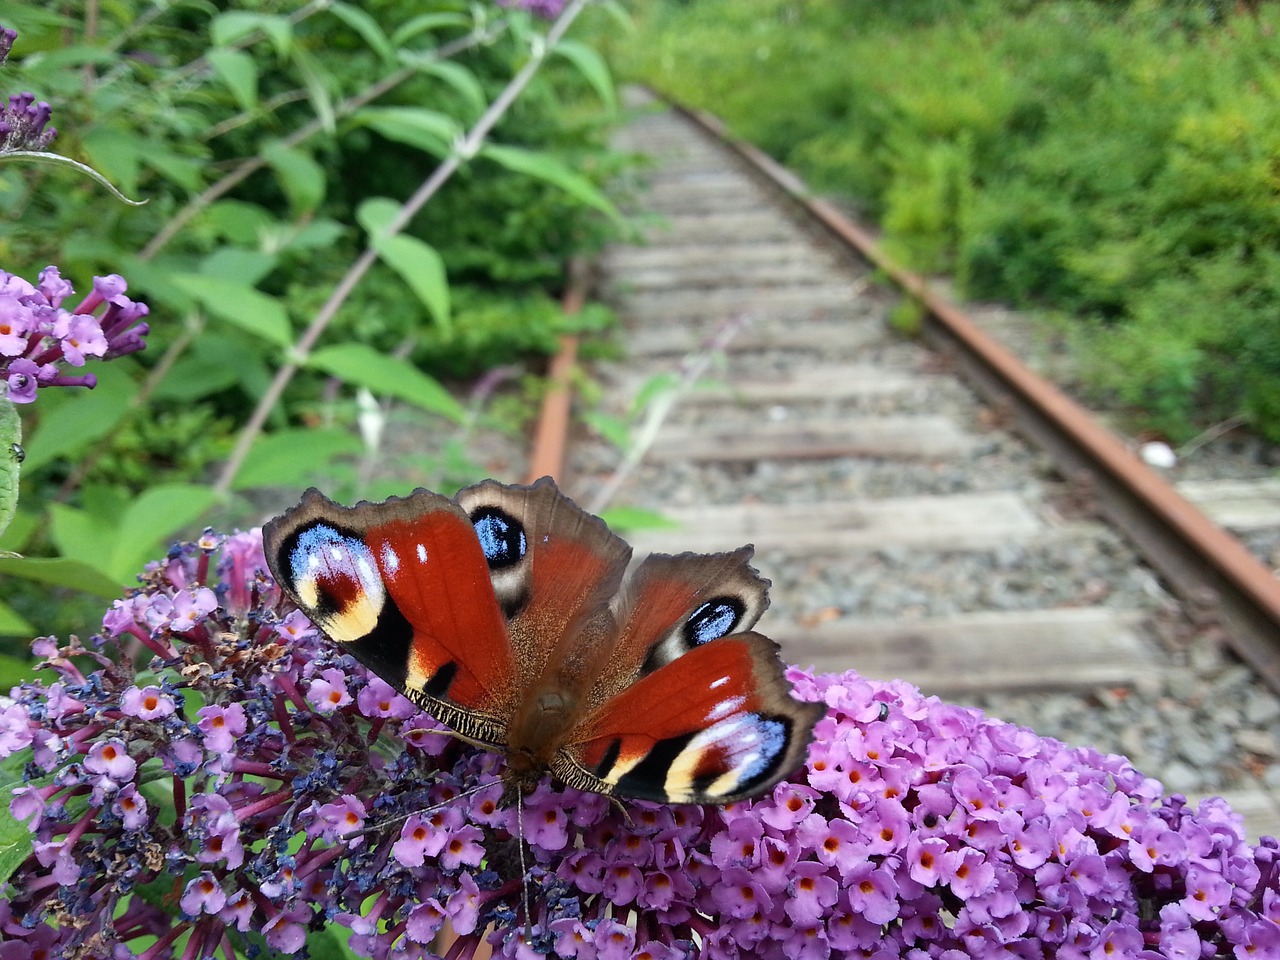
1140,441,1177,469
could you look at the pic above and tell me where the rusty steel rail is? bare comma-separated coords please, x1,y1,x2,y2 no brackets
665,98,1280,692
526,259,588,486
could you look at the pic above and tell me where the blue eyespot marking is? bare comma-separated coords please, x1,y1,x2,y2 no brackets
471,508,527,569
684,598,744,646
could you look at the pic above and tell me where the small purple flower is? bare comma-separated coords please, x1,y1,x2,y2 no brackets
0,27,16,66
0,91,56,153
111,784,148,830
313,795,366,841
50,312,106,365
356,674,416,719
180,872,226,916
0,267,149,404
306,668,352,714
119,684,176,720
83,737,135,781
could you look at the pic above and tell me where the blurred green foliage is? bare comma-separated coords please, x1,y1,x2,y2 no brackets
619,0,1280,442
0,0,624,641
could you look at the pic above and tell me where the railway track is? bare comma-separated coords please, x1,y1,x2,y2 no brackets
543,91,1280,839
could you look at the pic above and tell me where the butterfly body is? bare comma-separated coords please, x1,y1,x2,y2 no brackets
263,477,821,806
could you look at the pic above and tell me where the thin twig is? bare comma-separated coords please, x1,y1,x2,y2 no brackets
213,0,594,496
1177,416,1248,460
586,313,750,516
201,88,311,142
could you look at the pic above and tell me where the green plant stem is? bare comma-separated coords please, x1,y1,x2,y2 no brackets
213,0,595,496
201,88,311,142
138,23,505,261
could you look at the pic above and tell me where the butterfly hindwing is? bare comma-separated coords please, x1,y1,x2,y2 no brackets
597,548,770,705
262,488,516,745
557,632,823,804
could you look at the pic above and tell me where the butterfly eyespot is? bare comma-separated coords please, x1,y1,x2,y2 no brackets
470,507,527,569
683,597,745,646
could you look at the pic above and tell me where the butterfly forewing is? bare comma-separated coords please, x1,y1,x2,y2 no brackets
263,488,517,745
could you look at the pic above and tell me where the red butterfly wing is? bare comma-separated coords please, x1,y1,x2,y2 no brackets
556,633,822,804
262,488,516,744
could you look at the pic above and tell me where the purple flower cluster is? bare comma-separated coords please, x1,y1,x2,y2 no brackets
0,27,56,153
0,91,55,153
1,531,1278,959
0,27,16,67
497,0,570,20
0,267,149,404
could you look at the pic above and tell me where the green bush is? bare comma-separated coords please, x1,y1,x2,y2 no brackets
620,0,1280,442
0,1,623,640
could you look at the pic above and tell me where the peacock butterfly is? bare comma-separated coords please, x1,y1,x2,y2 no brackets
262,476,821,806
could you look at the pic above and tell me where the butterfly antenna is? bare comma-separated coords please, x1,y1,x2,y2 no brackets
517,790,534,943
349,780,494,841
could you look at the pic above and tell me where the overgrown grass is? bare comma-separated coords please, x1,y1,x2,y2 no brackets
617,0,1280,443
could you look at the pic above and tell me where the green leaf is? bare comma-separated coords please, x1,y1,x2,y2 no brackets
308,925,363,960
171,274,293,348
553,40,617,112
329,2,395,64
581,410,630,448
231,428,364,491
110,484,220,581
202,200,275,244
152,334,249,402
374,235,450,332
207,47,259,112
211,12,293,58
262,141,326,215
0,151,146,206
199,248,279,287
0,750,34,887
631,371,680,415
358,200,450,333
140,147,205,193
281,219,347,252
0,400,20,542
404,57,486,118
80,126,141,197
0,650,33,687
291,45,336,134
0,508,38,554
390,12,472,46
355,106,458,158
599,506,678,533
482,145,623,223
0,601,34,638
22,366,134,473
307,346,465,422
356,197,400,234
48,503,117,580
0,556,123,599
